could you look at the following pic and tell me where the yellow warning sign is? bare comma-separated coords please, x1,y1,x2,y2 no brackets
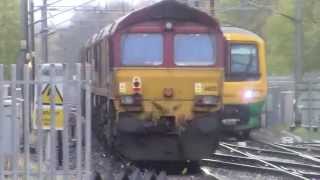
32,84,65,130
32,106,65,130
41,106,64,130
41,84,63,105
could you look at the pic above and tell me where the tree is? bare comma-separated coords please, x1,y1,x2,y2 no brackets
48,2,132,63
216,0,320,75
303,0,320,73
0,0,21,64
263,0,295,75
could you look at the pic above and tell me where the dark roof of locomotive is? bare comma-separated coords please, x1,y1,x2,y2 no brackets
86,0,221,47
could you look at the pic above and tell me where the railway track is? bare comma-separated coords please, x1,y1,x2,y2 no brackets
275,143,320,159
203,139,320,180
92,131,320,180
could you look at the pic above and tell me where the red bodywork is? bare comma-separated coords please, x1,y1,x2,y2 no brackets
112,21,225,68
84,0,227,69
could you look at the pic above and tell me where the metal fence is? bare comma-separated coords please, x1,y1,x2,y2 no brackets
266,79,294,127
267,77,320,130
296,81,320,129
0,64,92,180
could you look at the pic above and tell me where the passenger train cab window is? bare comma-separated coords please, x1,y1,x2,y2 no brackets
227,44,260,81
174,34,215,66
121,33,163,66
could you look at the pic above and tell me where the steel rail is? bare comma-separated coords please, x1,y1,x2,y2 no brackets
276,143,320,157
204,158,320,180
222,142,315,164
202,159,291,175
257,141,320,165
220,143,308,180
200,167,222,180
211,153,320,178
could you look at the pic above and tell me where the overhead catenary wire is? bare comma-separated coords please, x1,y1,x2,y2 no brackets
32,0,65,12
32,0,97,25
34,7,129,37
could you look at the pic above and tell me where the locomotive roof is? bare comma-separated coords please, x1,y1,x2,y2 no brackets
221,26,262,39
86,0,221,47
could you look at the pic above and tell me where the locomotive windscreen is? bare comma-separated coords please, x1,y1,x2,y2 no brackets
230,44,258,74
174,34,216,66
121,33,163,66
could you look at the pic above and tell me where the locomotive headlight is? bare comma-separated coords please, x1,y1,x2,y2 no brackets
120,94,142,106
195,95,219,106
120,96,134,105
243,90,260,99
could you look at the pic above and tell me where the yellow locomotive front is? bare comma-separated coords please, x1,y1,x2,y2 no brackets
86,1,226,161
114,68,223,160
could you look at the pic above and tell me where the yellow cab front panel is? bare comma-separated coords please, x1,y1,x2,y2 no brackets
112,67,224,161
114,68,223,123
221,27,268,133
223,31,267,105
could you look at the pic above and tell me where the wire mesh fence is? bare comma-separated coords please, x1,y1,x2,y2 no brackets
0,63,92,180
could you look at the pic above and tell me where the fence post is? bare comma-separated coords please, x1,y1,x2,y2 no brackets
35,64,45,179
49,64,57,180
0,65,4,180
75,63,83,179
62,63,70,180
85,64,92,180
307,80,312,142
11,65,18,180
23,65,31,180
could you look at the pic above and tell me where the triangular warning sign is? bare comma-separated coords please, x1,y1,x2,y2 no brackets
41,84,63,105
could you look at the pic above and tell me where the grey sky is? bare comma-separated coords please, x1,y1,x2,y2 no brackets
33,0,155,27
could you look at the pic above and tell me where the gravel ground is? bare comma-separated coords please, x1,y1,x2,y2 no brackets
90,127,320,180
91,134,221,180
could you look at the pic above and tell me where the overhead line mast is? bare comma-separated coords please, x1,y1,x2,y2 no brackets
41,0,49,63
293,0,304,128
18,0,29,80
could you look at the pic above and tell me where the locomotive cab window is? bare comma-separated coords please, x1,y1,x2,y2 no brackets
228,44,259,80
174,34,215,66
121,33,163,66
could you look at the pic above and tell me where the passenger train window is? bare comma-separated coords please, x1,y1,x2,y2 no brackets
121,33,163,66
174,34,215,66
230,44,258,74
